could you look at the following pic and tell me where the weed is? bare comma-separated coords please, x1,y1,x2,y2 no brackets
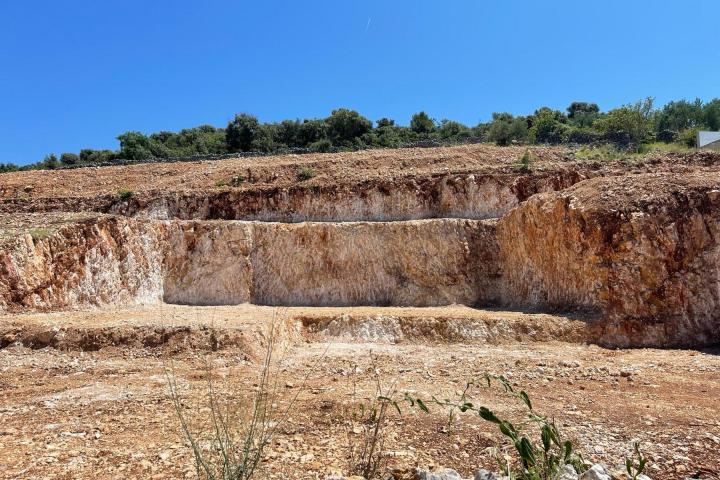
625,442,647,480
296,166,315,181
26,227,55,240
389,374,591,480
517,150,533,172
118,188,134,200
344,353,398,479
166,316,315,480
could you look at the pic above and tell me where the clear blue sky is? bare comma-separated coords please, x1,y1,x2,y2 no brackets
1,0,718,165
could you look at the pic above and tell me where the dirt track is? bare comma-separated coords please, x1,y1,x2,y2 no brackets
1,305,719,479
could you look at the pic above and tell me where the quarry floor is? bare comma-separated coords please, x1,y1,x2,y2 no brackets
0,305,719,479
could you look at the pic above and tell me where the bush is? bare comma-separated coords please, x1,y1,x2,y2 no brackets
310,138,332,153
117,189,134,200
226,113,260,152
297,166,316,181
60,153,79,165
593,98,654,151
488,113,529,146
518,150,533,172
678,127,701,148
410,111,436,135
564,127,601,144
327,109,372,144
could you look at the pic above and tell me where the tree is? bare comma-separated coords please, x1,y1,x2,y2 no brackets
567,102,600,128
226,113,260,152
117,131,153,160
326,108,372,144
438,119,470,140
529,108,567,144
704,99,720,131
410,111,436,135
593,98,654,150
296,119,328,147
60,153,79,165
487,113,529,146
40,154,60,169
376,118,395,128
654,99,704,136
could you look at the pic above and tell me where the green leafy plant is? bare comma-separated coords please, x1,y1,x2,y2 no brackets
386,375,589,480
166,318,317,480
625,442,647,480
344,354,398,479
517,150,533,172
296,166,316,181
118,188,134,200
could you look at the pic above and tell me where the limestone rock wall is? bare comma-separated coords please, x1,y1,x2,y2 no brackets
118,172,581,222
496,173,720,346
0,217,165,312
250,219,499,307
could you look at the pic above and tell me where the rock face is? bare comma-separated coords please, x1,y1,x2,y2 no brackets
0,217,165,312
497,172,720,346
2,165,720,347
165,218,500,307
115,172,580,222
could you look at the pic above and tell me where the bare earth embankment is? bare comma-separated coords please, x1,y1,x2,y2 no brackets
2,144,720,479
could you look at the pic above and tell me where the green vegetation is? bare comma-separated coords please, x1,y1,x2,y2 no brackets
3,97,719,173
296,166,315,181
392,375,590,479
518,150,533,172
117,189,134,200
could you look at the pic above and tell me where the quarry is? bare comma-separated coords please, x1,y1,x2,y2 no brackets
1,144,720,479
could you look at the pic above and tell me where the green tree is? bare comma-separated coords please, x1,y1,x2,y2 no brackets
704,99,720,131
59,152,79,165
567,102,600,128
326,108,372,144
117,131,153,160
438,119,471,140
40,154,60,169
487,113,529,146
296,119,328,147
0,163,19,173
529,108,567,144
654,99,704,137
376,118,395,128
593,98,654,150
226,113,260,152
410,111,436,135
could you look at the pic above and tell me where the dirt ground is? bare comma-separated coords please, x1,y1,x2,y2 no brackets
1,144,718,204
1,304,719,479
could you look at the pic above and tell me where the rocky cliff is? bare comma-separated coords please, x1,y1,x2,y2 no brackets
497,172,720,346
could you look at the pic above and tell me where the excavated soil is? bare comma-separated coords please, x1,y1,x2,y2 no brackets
2,145,720,479
0,305,719,480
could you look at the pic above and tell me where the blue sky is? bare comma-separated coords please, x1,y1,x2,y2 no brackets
1,0,718,165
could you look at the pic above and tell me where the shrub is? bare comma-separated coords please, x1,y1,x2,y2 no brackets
297,166,316,181
327,109,373,144
678,127,701,148
226,113,260,152
410,111,437,135
488,113,529,146
60,153,79,165
310,138,332,153
167,317,318,480
518,150,533,172
117,189,134,200
394,375,590,479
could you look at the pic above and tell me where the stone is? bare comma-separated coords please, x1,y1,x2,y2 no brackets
473,469,498,480
554,464,579,480
578,464,612,480
415,467,463,480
